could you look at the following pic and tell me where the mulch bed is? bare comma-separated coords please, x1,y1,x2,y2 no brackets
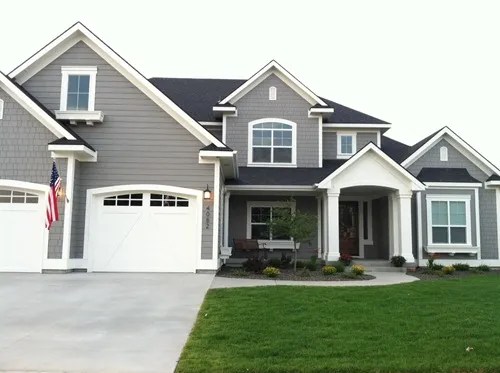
217,266,375,281
407,267,500,281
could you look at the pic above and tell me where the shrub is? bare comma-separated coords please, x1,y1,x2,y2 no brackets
477,264,490,272
242,257,266,273
351,265,365,276
306,257,318,271
262,266,280,278
295,260,306,269
280,253,292,269
298,268,311,277
390,255,406,268
452,263,470,271
231,268,249,277
427,253,439,269
442,265,456,275
432,264,444,271
331,261,345,273
340,252,353,266
266,258,282,268
321,265,337,276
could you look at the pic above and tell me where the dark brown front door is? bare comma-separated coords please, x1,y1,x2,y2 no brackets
339,201,359,256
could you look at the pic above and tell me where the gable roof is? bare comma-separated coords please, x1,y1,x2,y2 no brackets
218,60,328,107
417,168,480,183
150,77,391,124
401,126,500,176
8,22,225,148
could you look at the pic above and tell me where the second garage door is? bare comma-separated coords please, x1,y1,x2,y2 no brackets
88,190,199,272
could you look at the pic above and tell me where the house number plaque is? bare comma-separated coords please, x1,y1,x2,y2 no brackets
205,205,210,229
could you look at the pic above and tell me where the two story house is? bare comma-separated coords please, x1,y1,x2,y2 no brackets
1,23,499,273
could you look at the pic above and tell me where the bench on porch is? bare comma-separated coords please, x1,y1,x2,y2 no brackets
233,239,298,252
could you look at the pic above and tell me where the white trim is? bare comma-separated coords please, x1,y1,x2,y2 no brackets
59,66,97,112
213,106,237,114
424,182,482,188
0,98,3,119
247,118,297,167
0,179,50,193
246,200,296,241
54,110,104,124
212,161,221,268
416,192,423,263
199,150,235,158
269,86,277,101
219,60,327,106
48,144,97,162
326,190,340,261
223,191,230,248
308,107,334,117
426,194,472,248
440,146,448,162
475,188,481,260
60,156,75,268
485,180,500,187
318,116,323,167
9,23,224,148
401,127,500,176
0,73,75,140
337,131,357,159
317,196,322,257
323,123,392,129
83,184,204,272
417,258,500,267
376,131,381,147
424,247,479,255
200,121,222,126
225,185,315,192
497,189,500,261
317,143,426,190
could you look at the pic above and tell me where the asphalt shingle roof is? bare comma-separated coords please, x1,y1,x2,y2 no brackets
417,168,480,183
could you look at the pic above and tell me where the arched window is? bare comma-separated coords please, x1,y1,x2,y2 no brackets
269,86,277,101
440,146,448,162
248,119,296,165
0,99,4,120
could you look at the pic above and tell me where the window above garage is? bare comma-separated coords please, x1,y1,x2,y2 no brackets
0,189,39,204
103,193,143,206
55,66,104,125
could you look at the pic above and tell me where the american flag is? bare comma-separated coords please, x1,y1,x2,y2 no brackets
46,161,62,230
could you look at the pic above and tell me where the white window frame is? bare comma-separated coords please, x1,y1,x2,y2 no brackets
0,99,4,119
337,132,357,159
247,118,297,167
60,66,97,111
440,146,448,162
269,86,277,101
246,201,296,242
426,195,472,247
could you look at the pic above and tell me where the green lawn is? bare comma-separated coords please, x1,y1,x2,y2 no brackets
177,275,500,373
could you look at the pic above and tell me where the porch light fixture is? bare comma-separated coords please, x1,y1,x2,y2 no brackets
203,184,212,200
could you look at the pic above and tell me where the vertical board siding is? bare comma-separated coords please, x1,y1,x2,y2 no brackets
23,41,216,260
0,87,66,258
226,74,320,167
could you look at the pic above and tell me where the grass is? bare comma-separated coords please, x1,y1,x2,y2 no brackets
177,275,500,373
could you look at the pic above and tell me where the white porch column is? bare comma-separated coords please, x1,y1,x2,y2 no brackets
61,156,76,265
322,193,329,260
223,191,231,247
316,196,322,258
327,190,340,262
389,192,400,258
398,192,415,263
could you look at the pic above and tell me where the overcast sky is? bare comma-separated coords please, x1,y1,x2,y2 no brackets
2,0,499,167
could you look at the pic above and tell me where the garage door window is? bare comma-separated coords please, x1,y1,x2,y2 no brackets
103,193,143,206
150,194,189,207
0,190,39,204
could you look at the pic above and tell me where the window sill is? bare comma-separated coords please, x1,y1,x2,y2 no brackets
257,240,299,251
425,245,478,255
337,154,355,159
55,110,104,125
247,163,297,168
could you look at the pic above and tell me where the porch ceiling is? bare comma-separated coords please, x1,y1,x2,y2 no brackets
341,185,396,196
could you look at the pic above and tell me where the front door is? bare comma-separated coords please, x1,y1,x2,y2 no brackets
339,201,359,256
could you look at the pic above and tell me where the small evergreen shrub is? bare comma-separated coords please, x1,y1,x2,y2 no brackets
340,252,353,266
331,261,345,273
306,257,318,271
477,264,490,272
295,260,306,269
351,265,365,276
266,258,282,268
432,264,444,271
242,257,266,273
321,265,337,276
262,266,280,278
390,255,406,267
280,254,292,269
442,265,456,275
452,263,470,271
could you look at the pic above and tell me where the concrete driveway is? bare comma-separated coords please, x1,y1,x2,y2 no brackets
0,273,214,373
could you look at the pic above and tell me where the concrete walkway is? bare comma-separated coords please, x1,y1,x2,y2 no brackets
211,271,419,288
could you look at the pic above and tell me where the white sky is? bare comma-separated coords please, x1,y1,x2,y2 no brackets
1,0,499,168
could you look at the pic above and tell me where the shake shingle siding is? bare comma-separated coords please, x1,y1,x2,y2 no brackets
0,87,66,258
323,131,378,160
23,42,216,260
226,74,320,167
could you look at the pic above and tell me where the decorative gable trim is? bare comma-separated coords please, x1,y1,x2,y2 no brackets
317,142,426,190
9,22,224,148
0,73,75,140
218,60,328,107
401,127,500,176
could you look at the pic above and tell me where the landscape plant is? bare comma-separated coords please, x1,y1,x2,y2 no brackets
390,255,406,267
262,266,280,278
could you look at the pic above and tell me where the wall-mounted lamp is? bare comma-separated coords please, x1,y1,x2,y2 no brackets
203,184,212,200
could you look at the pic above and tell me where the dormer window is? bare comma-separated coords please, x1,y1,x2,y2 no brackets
337,132,356,159
248,119,296,166
56,66,103,125
269,86,277,101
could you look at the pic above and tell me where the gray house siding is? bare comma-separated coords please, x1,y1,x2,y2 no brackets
408,138,498,260
0,87,67,259
205,126,222,141
226,74,320,167
323,131,378,160
228,195,319,260
22,41,216,260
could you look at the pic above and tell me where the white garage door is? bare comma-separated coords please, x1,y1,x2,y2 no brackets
89,191,198,272
0,188,45,272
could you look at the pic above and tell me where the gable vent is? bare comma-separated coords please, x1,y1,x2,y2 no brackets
440,146,448,162
269,86,277,101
